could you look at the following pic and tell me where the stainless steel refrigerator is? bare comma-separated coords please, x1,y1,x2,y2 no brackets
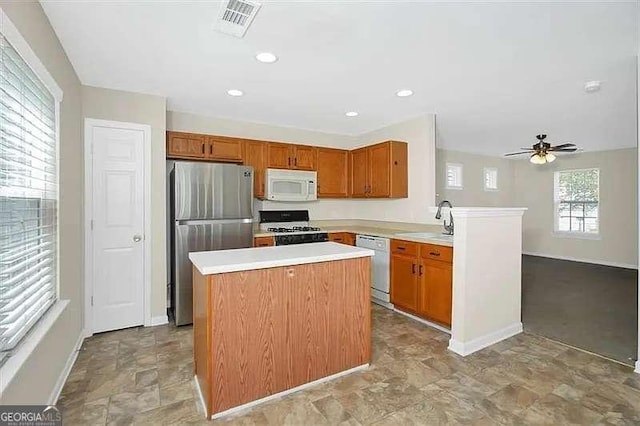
170,162,254,325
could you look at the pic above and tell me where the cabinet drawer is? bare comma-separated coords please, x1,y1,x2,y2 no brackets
391,239,419,256
420,244,453,263
253,236,275,247
328,232,346,243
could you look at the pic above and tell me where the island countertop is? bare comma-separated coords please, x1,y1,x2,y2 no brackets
189,241,375,275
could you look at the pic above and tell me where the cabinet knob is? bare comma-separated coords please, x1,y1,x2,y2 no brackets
429,252,440,256
412,263,416,274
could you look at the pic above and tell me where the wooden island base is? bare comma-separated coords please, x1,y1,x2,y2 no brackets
192,257,371,419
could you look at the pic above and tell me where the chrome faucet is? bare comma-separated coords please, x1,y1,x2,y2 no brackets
435,200,454,235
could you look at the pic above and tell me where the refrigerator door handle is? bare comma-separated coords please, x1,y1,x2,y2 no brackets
176,218,254,226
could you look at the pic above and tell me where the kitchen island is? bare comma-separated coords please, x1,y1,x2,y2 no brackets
189,242,375,419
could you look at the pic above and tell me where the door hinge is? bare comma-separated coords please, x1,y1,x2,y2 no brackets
91,296,94,306
90,219,94,230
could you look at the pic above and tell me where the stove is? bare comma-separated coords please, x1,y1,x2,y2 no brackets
259,210,328,245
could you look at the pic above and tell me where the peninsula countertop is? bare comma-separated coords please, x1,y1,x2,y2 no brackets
189,242,375,275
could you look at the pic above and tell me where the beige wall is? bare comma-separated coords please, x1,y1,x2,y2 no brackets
436,147,638,267
168,111,439,224
436,149,515,207
513,148,638,268
0,1,83,403
82,86,168,319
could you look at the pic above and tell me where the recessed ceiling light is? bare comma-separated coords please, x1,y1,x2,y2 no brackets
256,52,278,63
396,89,414,97
584,81,601,93
227,89,244,97
345,111,359,117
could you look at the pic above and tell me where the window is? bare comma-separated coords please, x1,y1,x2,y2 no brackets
446,163,463,189
484,167,498,191
554,168,599,236
0,33,58,366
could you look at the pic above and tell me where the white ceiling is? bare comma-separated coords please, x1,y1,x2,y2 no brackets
41,1,638,155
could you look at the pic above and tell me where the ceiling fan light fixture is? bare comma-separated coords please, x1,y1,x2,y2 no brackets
546,152,556,163
530,153,546,165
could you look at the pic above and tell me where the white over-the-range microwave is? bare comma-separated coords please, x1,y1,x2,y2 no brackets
265,168,317,202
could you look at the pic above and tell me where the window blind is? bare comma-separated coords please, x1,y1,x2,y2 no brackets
0,33,58,365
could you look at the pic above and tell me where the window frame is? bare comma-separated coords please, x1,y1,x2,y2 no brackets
445,162,463,190
553,167,600,240
0,6,64,385
483,167,499,192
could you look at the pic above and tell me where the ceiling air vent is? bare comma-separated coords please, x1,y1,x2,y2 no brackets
214,0,262,38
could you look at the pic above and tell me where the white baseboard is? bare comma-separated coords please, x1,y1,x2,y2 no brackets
523,251,638,270
448,322,523,357
392,308,451,335
635,360,640,375
49,331,84,405
149,315,169,326
207,364,369,420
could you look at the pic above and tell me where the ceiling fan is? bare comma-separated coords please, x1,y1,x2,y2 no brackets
505,134,578,164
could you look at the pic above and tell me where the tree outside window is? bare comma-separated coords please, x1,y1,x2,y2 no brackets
554,168,599,235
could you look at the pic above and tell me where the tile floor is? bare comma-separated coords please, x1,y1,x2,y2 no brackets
59,304,640,425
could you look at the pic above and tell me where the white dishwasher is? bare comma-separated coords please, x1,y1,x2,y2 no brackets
356,235,392,309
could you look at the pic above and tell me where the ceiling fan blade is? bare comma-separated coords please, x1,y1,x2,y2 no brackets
551,148,578,152
551,143,576,149
504,151,534,156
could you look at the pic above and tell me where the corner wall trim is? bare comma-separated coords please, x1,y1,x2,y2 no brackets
448,322,523,356
635,360,640,375
150,315,169,327
523,252,638,270
49,332,84,405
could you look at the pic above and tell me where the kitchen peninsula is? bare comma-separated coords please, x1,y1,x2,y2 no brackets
189,242,375,419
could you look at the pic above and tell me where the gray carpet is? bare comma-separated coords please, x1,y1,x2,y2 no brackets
522,255,638,366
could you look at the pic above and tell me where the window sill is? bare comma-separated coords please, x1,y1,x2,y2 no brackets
552,231,601,241
0,300,69,394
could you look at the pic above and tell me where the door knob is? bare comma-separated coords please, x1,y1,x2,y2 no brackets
133,235,143,242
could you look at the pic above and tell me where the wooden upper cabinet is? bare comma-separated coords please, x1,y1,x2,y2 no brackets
349,141,407,199
350,148,369,198
317,148,349,198
244,140,266,199
267,143,293,169
267,143,317,171
293,145,317,170
206,136,243,162
368,142,391,197
167,131,206,159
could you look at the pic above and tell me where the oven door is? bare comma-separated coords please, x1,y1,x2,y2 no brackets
266,178,314,201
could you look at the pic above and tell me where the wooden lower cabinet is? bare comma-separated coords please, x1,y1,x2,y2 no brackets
417,259,452,325
390,239,452,326
328,232,356,246
192,258,371,417
390,253,419,313
253,236,274,247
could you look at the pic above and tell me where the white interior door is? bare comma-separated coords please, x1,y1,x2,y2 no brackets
89,123,145,333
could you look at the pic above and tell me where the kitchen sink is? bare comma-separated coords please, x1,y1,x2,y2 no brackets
395,232,454,242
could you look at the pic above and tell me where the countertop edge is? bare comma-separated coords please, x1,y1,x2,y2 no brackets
253,228,454,247
191,248,375,275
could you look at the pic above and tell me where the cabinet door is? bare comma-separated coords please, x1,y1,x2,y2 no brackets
317,148,349,198
390,254,418,312
293,145,317,171
206,136,243,162
418,260,452,326
368,142,391,197
244,140,266,198
350,148,369,197
343,233,356,246
267,143,293,169
167,132,205,159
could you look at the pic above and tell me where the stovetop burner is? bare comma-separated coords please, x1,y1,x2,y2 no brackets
266,226,322,233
